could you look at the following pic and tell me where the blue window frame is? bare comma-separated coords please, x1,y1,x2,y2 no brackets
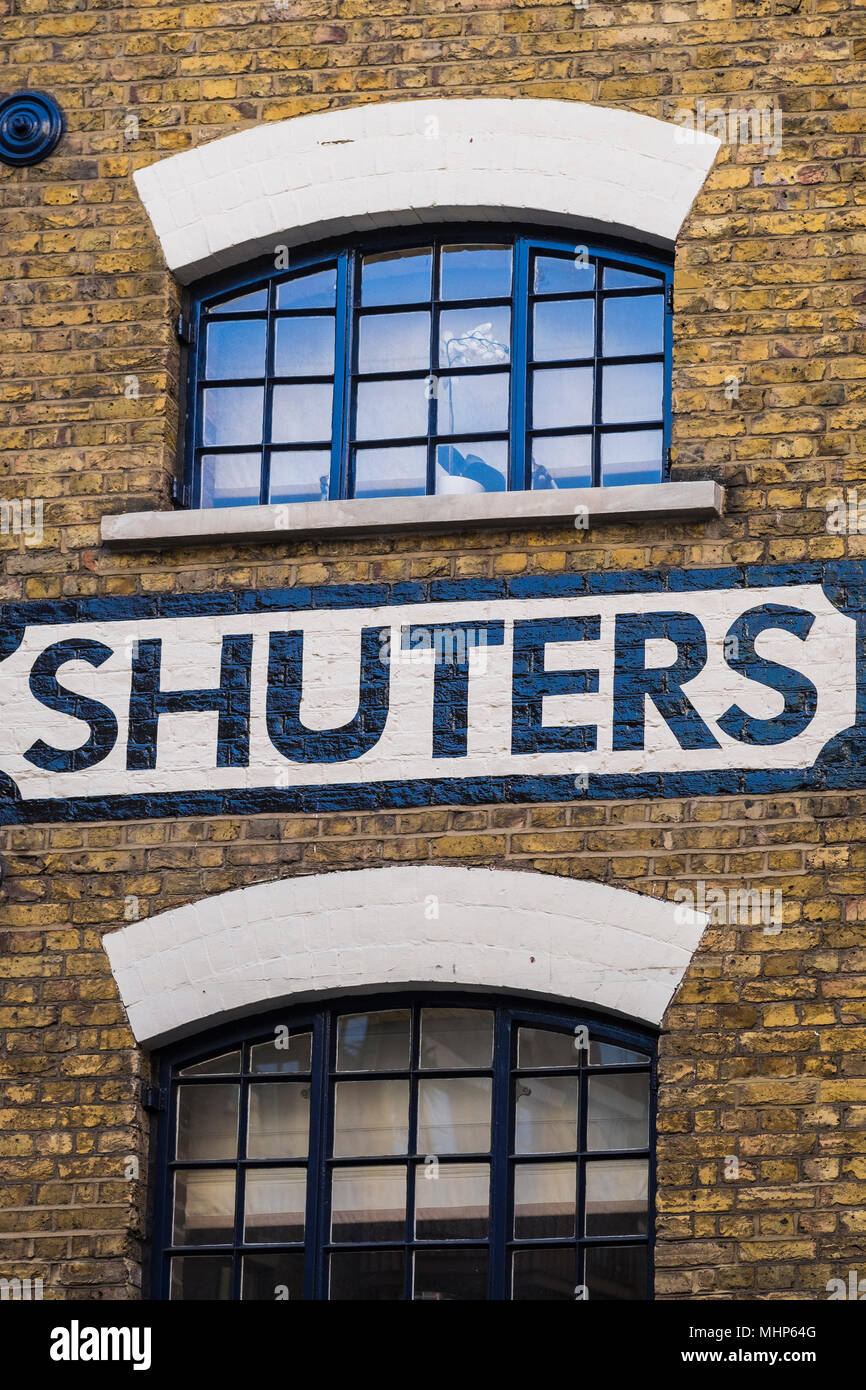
182,227,673,509
152,993,656,1300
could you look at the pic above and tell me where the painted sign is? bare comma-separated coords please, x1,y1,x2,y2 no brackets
1,563,864,823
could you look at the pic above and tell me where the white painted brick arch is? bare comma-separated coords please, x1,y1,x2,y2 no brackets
104,866,706,1047
133,98,720,284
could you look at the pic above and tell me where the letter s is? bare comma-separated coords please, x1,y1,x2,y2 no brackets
25,639,118,772
718,605,817,745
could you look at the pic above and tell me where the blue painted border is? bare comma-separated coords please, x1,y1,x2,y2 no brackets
2,560,865,824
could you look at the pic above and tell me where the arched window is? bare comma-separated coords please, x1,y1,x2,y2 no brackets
183,228,671,510
152,993,656,1301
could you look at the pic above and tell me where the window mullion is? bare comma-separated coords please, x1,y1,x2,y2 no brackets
304,1010,328,1302
509,238,530,491
331,249,353,501
488,1006,512,1299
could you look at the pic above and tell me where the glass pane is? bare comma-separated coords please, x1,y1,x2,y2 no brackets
585,1158,648,1236
602,362,663,424
440,244,511,300
603,265,661,289
435,441,507,495
277,266,337,310
200,453,261,508
355,377,427,440
436,370,508,435
518,1027,582,1069
250,1032,312,1075
201,386,263,446
530,435,592,491
175,1084,238,1160
514,1075,578,1154
415,1161,489,1239
587,1073,650,1151
172,1169,236,1246
244,1167,306,1243
414,1250,488,1301
361,247,432,307
439,307,510,368
533,300,594,362
205,320,267,379
242,1252,304,1301
417,1077,491,1155
247,1082,309,1159
353,445,427,499
514,1161,575,1238
420,1008,493,1070
211,287,267,312
269,450,330,504
584,1244,648,1300
358,310,430,373
602,295,664,357
532,367,593,429
336,1010,411,1071
274,316,335,376
179,1051,241,1078
589,1039,650,1066
534,253,595,294
333,1079,409,1157
272,383,333,443
330,1165,406,1241
512,1247,574,1300
170,1255,232,1300
600,429,663,486
329,1250,404,1300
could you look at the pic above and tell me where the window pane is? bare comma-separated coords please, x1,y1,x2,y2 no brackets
514,1161,575,1238
603,265,661,289
517,1027,581,1069
355,376,427,440
511,1247,574,1300
333,1080,409,1157
600,429,663,486
358,311,430,373
584,1244,648,1300
414,1250,488,1301
529,435,592,491
200,453,261,509
601,362,663,424
414,1162,489,1239
419,1009,493,1070
585,1158,648,1236
205,320,267,379
179,1051,241,1078
534,253,596,294
440,244,511,300
589,1040,650,1066
587,1073,650,1151
211,287,267,312
353,445,427,498
361,247,432,306
336,1009,411,1071
533,300,594,362
532,367,593,429
176,1084,238,1160
436,370,508,435
250,1032,312,1075
417,1077,491,1155
274,316,335,376
439,307,510,368
329,1250,404,1300
242,1252,304,1301
202,386,263,446
514,1075,578,1154
269,450,330,504
247,1082,310,1159
603,295,664,357
435,441,507,495
330,1164,406,1241
172,1169,236,1246
277,266,337,310
170,1255,232,1300
244,1167,306,1243
272,383,333,442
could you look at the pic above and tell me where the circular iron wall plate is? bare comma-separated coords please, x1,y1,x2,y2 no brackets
0,90,65,167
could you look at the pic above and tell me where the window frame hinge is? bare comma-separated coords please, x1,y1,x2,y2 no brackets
175,313,195,347
664,283,674,313
142,1084,166,1114
665,445,673,471
170,476,192,509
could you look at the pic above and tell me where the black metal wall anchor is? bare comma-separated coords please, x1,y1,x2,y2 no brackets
0,90,65,167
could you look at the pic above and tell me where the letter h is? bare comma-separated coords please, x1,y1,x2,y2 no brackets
126,635,253,770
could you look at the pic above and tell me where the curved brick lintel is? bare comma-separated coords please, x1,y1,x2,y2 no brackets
132,98,721,284
104,865,707,1047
